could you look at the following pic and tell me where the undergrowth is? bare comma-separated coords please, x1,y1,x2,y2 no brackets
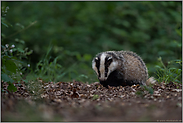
1,5,182,93
154,26,182,85
155,57,182,84
1,6,34,92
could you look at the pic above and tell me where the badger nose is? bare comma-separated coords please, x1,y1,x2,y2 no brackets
99,79,105,81
99,77,107,81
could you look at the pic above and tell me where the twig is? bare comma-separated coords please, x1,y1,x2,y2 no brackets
5,21,37,39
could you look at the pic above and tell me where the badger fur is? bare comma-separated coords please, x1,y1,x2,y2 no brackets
92,50,154,88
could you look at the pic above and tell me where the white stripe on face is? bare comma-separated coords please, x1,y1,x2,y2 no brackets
99,53,106,81
92,60,98,76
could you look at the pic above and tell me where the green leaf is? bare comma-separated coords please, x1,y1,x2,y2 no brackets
92,94,99,100
1,21,9,27
26,50,33,55
143,86,154,95
1,73,14,83
7,82,17,92
4,59,17,73
17,48,24,53
135,91,144,97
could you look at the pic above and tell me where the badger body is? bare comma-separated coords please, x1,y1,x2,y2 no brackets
92,50,149,88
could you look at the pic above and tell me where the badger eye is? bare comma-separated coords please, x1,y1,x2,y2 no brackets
106,58,112,66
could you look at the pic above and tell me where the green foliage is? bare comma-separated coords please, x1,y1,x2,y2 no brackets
1,6,12,28
1,2,182,84
1,6,33,92
25,46,94,83
1,43,31,92
153,18,182,84
136,85,154,97
143,85,154,95
155,57,182,84
33,46,65,82
92,94,99,100
7,82,17,92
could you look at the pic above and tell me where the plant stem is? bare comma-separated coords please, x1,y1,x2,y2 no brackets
5,21,37,39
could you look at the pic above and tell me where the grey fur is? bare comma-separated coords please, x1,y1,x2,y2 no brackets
92,50,149,87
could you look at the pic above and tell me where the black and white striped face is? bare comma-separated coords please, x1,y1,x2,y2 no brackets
92,52,119,81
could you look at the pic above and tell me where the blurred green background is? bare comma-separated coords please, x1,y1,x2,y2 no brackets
1,1,182,83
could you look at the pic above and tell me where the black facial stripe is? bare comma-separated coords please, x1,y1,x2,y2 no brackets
106,52,118,59
104,56,112,77
95,57,101,77
105,67,108,77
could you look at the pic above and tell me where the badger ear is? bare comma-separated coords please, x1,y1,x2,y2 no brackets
94,57,100,65
95,57,99,61
118,54,124,60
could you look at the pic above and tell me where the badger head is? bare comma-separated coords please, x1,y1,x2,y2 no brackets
92,51,122,82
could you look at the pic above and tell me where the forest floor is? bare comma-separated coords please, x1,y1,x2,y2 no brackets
1,79,182,122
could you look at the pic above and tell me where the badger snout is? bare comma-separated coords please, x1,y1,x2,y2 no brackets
99,77,107,82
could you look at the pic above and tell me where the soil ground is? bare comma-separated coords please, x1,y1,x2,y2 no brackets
1,80,182,122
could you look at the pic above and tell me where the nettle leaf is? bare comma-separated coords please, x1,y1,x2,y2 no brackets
7,82,17,92
1,73,14,83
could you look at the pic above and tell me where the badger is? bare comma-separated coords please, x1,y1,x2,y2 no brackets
92,50,155,88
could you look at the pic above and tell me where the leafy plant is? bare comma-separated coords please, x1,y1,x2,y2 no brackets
155,57,182,84
32,46,66,82
30,46,92,83
1,43,33,92
1,6,11,28
1,2,181,84
92,94,99,100
136,85,154,98
1,1,181,80
1,6,33,92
